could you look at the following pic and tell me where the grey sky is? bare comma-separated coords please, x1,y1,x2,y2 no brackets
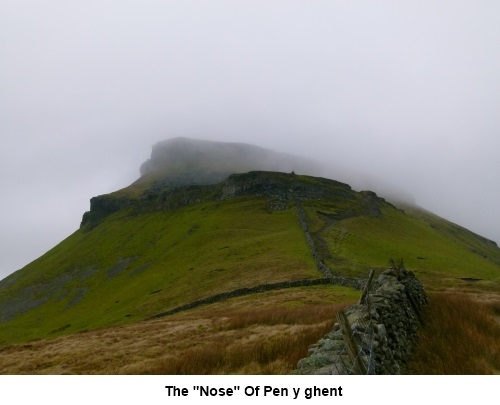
1,1,499,280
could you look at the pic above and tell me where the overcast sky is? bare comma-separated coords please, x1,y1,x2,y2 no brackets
1,0,499,280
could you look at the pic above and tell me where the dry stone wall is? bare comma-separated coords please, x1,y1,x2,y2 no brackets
150,276,365,319
293,268,427,375
296,201,334,279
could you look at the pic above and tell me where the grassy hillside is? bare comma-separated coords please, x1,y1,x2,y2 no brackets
1,170,499,350
0,194,316,345
304,202,500,287
0,285,359,374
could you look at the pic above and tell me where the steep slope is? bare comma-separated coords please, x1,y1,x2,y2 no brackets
0,178,316,344
0,139,499,347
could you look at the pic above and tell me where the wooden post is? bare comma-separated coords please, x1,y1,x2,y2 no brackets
359,269,375,305
404,288,424,325
336,311,367,374
389,258,402,280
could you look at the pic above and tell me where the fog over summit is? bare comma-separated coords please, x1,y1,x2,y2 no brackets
136,137,416,205
138,137,322,185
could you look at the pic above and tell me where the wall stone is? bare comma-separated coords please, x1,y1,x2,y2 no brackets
293,268,427,375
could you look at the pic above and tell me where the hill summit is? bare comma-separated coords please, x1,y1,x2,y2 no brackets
136,137,322,187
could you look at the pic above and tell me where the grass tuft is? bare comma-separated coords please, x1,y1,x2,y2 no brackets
408,292,500,374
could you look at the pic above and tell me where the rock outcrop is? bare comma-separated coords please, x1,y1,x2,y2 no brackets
80,170,388,231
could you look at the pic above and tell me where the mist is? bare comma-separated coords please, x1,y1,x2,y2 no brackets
1,1,499,280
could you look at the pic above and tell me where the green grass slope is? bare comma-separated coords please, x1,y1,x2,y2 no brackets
0,171,499,346
0,194,316,345
303,199,500,289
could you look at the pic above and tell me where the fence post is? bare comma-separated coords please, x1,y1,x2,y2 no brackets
404,288,424,324
389,258,402,280
336,311,367,374
359,269,375,305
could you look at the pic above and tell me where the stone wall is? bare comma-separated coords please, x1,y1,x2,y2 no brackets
293,267,427,375
150,276,365,319
296,201,334,279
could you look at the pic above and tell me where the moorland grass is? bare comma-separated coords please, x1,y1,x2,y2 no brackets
0,285,356,374
408,292,500,374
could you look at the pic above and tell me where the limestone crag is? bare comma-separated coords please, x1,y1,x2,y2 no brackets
80,195,132,230
80,171,384,231
220,171,353,201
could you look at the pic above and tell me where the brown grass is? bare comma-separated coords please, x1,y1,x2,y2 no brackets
219,304,342,329
2,284,499,375
137,323,331,375
135,304,343,375
408,292,500,374
0,286,353,374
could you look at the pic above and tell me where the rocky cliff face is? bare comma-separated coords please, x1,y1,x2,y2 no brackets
80,170,385,231
80,195,133,231
219,171,353,201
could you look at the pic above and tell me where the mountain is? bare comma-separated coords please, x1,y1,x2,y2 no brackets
0,138,499,347
138,137,322,185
